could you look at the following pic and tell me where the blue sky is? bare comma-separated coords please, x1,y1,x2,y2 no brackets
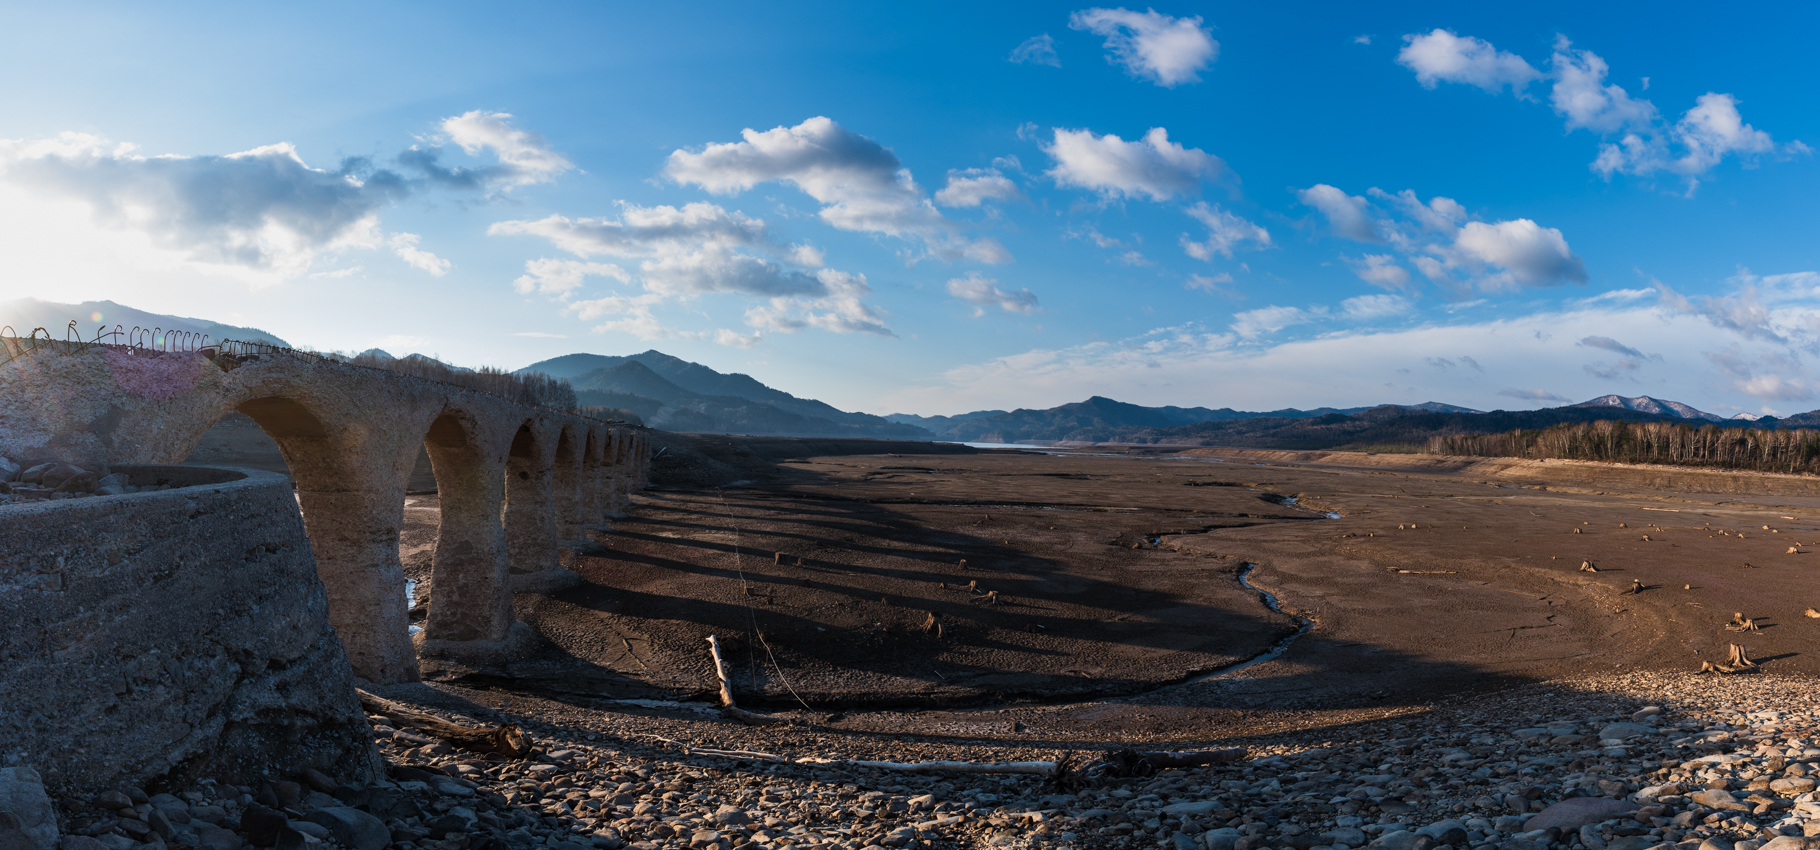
2,2,1817,417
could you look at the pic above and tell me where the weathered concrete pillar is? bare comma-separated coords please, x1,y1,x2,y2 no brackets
578,428,604,529
551,425,583,539
504,421,558,571
602,426,625,516
239,396,421,684
422,411,513,644
633,430,649,488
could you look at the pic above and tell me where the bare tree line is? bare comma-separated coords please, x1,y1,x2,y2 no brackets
1427,419,1820,475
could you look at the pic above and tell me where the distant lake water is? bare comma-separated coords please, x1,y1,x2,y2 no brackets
945,441,1051,449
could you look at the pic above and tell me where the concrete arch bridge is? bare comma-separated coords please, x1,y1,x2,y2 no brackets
0,340,650,684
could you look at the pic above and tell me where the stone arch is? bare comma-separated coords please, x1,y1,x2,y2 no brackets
551,422,584,538
222,394,421,683
421,407,512,644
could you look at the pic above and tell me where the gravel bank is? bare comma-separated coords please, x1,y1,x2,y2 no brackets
40,671,1820,850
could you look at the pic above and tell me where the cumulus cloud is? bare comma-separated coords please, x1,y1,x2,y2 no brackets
1346,254,1412,291
1068,8,1217,87
1010,34,1061,67
439,111,574,186
1397,31,1801,184
1397,29,1541,94
934,168,1024,207
1044,127,1225,201
494,200,893,339
1296,184,1379,242
492,202,766,257
1447,219,1588,288
947,272,1041,317
663,116,1008,264
1653,278,1784,345
0,133,403,278
1300,183,1587,291
1180,203,1269,260
388,232,451,276
715,329,763,348
511,258,630,297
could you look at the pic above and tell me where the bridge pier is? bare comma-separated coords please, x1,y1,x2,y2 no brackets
552,425,584,539
506,421,577,593
421,412,514,651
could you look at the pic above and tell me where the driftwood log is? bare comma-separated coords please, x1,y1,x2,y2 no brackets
357,690,531,758
706,635,786,726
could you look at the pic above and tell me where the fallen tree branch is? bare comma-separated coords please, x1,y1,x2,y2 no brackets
707,635,786,726
357,690,531,758
840,760,1060,776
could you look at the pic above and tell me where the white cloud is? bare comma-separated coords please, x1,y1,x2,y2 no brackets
1044,127,1225,201
1345,254,1411,290
1342,294,1411,320
489,202,766,257
1446,219,1588,287
663,116,1008,263
1300,183,1587,290
715,329,763,348
934,168,1023,207
439,111,574,186
787,243,826,267
1397,31,1800,183
745,269,894,337
511,258,630,297
872,303,1820,418
1232,305,1322,339
0,132,400,280
388,232,450,276
1180,203,1269,260
1010,34,1061,67
511,331,568,339
1353,35,1372,46
947,272,1041,317
1668,92,1776,176
1397,29,1541,94
495,200,894,337
1068,8,1217,87
1548,37,1657,135
308,266,363,279
569,292,670,340
1296,184,1379,242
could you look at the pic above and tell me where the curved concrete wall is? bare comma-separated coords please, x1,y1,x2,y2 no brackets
0,465,378,797
0,344,651,683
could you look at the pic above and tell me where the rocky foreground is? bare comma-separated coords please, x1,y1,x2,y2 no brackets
9,671,1820,850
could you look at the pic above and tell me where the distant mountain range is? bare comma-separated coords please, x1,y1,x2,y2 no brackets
516,351,929,439
5,299,1795,446
896,397,1484,443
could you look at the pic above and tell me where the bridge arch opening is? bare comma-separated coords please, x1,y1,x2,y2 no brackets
421,409,512,644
